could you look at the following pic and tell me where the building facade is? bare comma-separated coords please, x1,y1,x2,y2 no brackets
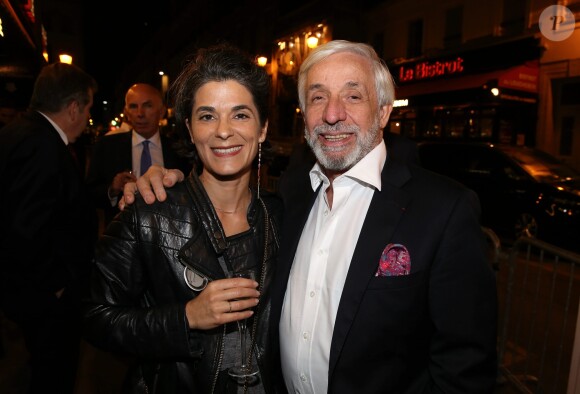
363,0,580,170
6,0,577,170
0,0,44,111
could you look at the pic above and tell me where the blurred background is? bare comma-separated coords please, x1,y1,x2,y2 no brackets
1,0,579,171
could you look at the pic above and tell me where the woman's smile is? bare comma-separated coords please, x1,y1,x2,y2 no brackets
212,145,243,156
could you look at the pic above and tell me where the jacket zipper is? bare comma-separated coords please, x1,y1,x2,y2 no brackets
210,325,227,394
242,197,270,394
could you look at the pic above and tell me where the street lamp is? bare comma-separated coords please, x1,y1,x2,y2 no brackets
159,71,169,97
306,36,319,48
59,54,73,64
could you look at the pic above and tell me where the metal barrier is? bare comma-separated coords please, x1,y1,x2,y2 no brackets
497,236,580,393
482,226,502,272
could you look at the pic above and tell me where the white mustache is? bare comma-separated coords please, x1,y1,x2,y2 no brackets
313,123,360,135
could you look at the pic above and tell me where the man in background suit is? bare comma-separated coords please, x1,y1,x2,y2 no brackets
86,83,190,226
0,62,97,394
122,40,498,393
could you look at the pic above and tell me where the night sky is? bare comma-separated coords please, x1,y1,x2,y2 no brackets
81,0,177,122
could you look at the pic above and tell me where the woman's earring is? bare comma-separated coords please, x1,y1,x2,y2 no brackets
257,142,262,197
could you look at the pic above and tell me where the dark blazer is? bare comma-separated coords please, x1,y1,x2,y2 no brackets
270,155,498,393
86,130,191,224
0,110,95,319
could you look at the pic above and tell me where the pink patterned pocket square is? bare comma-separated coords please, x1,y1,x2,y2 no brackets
375,243,411,277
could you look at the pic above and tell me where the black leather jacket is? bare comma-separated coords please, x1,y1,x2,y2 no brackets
84,172,282,393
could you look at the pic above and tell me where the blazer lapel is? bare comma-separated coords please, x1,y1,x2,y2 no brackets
271,179,319,331
328,160,412,379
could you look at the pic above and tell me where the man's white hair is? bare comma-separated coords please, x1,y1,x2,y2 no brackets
297,40,396,111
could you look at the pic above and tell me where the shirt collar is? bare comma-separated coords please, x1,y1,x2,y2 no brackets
38,111,68,145
309,140,387,192
132,130,161,147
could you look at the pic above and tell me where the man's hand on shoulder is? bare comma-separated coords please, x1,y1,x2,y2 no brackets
119,165,185,210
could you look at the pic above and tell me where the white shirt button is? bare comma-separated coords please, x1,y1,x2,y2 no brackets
302,331,309,340
309,291,315,297
300,373,307,382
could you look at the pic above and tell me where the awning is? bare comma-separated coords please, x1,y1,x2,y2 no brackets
395,70,503,98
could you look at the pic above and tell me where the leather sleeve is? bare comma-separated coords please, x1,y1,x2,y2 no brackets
83,197,204,360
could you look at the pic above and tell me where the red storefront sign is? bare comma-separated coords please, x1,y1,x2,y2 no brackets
498,62,538,93
398,57,465,82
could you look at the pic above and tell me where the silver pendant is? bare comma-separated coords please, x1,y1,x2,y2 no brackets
183,266,209,291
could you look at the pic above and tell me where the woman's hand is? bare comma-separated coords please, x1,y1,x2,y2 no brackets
185,277,260,330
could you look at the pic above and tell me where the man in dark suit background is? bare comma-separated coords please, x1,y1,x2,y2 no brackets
0,62,97,394
86,83,190,227
122,41,498,393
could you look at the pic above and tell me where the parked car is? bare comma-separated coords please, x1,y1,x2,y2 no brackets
417,141,580,252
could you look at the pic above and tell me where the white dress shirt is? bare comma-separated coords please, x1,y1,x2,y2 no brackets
132,130,164,177
279,141,387,394
109,130,166,206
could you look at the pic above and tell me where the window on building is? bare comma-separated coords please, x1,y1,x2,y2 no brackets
372,31,384,59
479,108,495,139
407,19,423,58
561,81,580,105
444,6,463,48
554,79,580,157
501,0,526,36
428,106,496,140
560,117,574,156
389,108,417,138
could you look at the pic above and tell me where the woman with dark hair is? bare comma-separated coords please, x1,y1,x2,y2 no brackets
83,44,282,393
